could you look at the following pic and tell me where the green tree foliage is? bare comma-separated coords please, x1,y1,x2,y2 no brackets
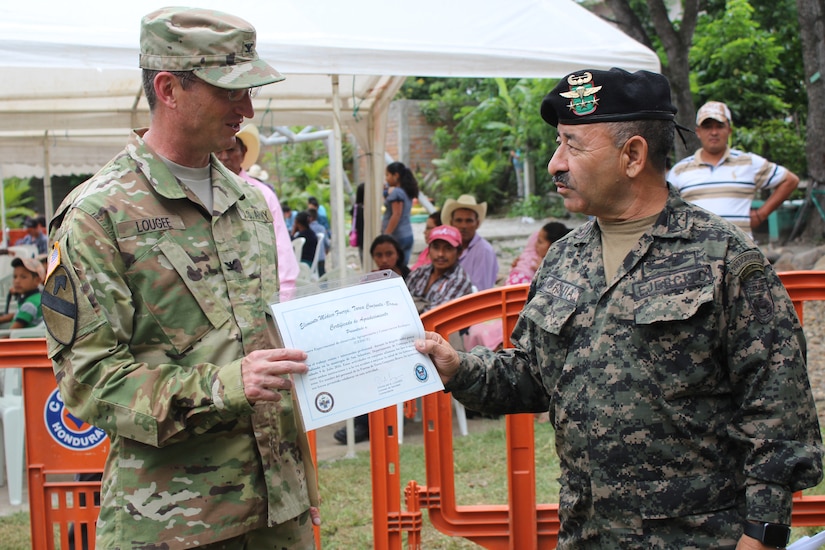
1,177,37,228
702,0,805,119
402,77,558,213
690,0,806,175
260,134,350,215
733,120,807,179
691,0,788,124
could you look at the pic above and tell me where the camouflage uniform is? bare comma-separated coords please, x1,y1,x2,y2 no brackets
447,186,823,548
42,131,316,549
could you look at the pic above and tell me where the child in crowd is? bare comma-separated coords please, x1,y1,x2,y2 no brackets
0,256,45,330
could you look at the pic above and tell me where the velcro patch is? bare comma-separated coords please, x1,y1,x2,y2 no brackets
633,266,711,299
117,215,184,238
731,251,773,324
41,264,78,346
540,274,582,304
730,250,765,281
239,207,273,223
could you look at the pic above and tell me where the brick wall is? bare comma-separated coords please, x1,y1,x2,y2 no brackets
355,99,439,182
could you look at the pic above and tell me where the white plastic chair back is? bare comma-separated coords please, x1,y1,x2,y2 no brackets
0,366,24,505
310,232,325,281
292,236,306,264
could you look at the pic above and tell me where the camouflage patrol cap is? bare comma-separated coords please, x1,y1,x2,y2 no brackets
139,6,284,90
541,67,676,127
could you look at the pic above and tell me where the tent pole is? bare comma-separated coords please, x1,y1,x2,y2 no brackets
0,164,6,247
330,75,347,276
43,131,54,223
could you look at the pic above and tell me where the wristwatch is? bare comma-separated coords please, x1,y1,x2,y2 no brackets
743,521,791,547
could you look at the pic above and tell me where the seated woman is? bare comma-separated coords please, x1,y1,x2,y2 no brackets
406,225,473,314
506,221,571,285
370,234,410,279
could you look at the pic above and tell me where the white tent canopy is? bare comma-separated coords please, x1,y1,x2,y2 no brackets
0,0,660,268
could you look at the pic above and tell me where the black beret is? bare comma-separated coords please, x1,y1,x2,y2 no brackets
541,67,677,127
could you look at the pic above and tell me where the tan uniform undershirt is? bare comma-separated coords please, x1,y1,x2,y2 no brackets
598,212,659,281
160,157,213,213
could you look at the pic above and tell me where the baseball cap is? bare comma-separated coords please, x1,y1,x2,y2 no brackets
139,6,284,90
541,68,677,127
696,101,731,125
427,225,462,248
11,257,46,281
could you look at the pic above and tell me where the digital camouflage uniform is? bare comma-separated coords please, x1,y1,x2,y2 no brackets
447,186,823,549
42,131,317,549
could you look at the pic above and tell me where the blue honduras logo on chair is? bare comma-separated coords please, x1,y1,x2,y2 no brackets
45,388,107,451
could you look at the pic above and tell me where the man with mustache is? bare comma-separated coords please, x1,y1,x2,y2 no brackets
416,68,822,549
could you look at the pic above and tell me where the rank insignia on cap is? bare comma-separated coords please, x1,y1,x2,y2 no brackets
559,72,602,117
540,68,676,127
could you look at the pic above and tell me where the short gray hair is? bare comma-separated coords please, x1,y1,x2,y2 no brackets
142,69,197,111
605,120,674,173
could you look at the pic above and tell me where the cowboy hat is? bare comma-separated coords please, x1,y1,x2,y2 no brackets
235,125,261,171
441,194,487,225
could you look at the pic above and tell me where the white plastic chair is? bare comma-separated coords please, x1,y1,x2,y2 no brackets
0,323,46,505
309,232,326,281
397,397,468,444
0,365,23,506
291,236,306,264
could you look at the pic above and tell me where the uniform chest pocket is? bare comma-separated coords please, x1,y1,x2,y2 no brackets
127,236,232,355
633,279,715,325
631,280,722,399
522,291,577,336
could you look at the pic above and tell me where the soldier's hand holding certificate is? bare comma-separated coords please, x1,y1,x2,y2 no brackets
270,271,444,431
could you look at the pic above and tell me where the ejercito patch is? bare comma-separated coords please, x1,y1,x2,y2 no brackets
41,264,78,345
731,250,774,324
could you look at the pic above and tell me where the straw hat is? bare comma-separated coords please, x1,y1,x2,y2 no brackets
441,194,487,225
236,125,261,170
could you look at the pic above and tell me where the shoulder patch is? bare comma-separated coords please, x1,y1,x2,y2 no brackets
731,250,773,324
46,242,61,280
730,250,765,281
41,264,78,346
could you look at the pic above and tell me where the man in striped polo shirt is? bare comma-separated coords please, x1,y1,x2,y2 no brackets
668,101,799,239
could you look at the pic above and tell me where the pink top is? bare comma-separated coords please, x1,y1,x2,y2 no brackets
465,230,542,351
240,170,298,295
410,247,431,271
506,230,541,285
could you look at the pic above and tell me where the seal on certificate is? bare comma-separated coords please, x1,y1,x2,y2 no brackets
414,363,429,382
315,392,334,413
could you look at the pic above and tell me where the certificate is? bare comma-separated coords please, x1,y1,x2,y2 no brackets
270,271,444,431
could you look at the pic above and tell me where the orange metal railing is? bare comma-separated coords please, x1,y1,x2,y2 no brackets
368,272,825,548
8,271,825,549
